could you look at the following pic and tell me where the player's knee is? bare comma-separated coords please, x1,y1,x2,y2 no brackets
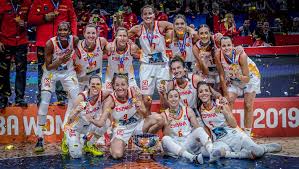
69,143,83,158
162,135,172,145
111,149,124,159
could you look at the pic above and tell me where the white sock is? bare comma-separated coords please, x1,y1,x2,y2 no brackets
37,124,45,138
162,136,195,162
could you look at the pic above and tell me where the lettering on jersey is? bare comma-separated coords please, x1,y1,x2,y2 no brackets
179,90,192,96
86,107,100,114
55,48,71,57
202,113,218,119
44,78,51,87
115,105,132,112
170,121,187,128
116,129,124,136
141,80,149,90
111,56,129,61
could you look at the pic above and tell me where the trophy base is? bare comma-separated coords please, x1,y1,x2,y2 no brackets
136,153,154,163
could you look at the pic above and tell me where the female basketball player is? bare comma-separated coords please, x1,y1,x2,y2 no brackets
104,27,140,91
215,36,261,135
96,74,165,159
74,24,108,90
161,89,222,164
197,81,281,159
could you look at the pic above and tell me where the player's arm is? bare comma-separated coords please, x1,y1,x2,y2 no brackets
238,47,250,83
45,40,62,70
158,21,173,34
66,94,85,125
214,49,228,97
192,45,209,75
161,111,170,136
130,43,141,59
188,107,201,128
87,95,114,128
128,25,141,39
222,104,237,128
132,87,148,117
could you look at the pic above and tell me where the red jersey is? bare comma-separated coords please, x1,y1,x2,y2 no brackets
219,22,239,37
28,0,77,47
0,0,31,46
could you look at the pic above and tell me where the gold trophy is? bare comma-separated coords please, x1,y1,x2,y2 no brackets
133,133,159,162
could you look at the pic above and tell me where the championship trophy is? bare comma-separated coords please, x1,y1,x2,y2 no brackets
133,133,159,162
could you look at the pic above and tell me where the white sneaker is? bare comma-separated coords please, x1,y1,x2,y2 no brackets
193,153,204,164
261,143,282,153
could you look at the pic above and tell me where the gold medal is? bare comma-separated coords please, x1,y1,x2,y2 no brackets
15,16,21,22
87,52,94,57
160,80,166,86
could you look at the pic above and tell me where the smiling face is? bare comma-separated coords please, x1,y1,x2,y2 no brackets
167,89,180,108
171,61,185,79
174,18,186,35
89,77,102,96
57,23,70,40
197,83,212,103
198,26,211,44
116,29,128,47
84,26,97,44
141,7,155,24
113,76,129,98
220,38,233,56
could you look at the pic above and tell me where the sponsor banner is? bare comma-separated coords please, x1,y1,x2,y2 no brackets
0,97,298,143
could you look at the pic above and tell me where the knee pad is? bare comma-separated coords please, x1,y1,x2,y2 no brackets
38,90,52,116
69,143,83,158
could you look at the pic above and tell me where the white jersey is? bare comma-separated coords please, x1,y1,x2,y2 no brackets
169,34,195,62
173,74,197,109
48,35,75,72
195,40,219,82
200,102,234,141
139,21,168,64
166,106,193,142
106,44,135,80
220,48,261,89
72,90,104,131
111,87,141,126
76,38,104,78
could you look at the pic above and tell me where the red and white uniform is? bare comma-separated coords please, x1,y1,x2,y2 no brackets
169,34,195,70
139,21,170,95
194,40,219,84
105,44,137,90
111,87,144,144
172,74,197,109
41,36,78,93
76,38,104,90
220,49,261,96
65,90,110,158
200,102,262,153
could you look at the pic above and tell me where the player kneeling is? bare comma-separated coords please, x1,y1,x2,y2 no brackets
63,75,111,158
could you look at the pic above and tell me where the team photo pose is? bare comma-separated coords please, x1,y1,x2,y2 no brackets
94,74,164,159
192,24,220,86
128,5,173,110
104,27,140,90
63,75,111,158
74,24,108,90
215,36,261,135
197,81,282,159
166,14,199,72
35,22,80,152
161,89,222,164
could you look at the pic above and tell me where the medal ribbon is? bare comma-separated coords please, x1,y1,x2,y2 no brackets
145,23,154,47
10,0,19,14
224,49,236,64
177,33,187,54
51,0,60,10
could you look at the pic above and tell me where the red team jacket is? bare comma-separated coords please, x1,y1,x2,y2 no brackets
0,0,31,46
28,0,77,47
